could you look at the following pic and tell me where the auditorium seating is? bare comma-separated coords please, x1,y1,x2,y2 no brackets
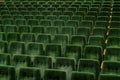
0,0,120,80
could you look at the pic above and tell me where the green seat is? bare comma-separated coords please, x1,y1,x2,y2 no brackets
71,71,95,80
13,15,24,20
107,36,120,47
55,57,76,71
1,14,12,19
9,41,25,54
64,11,73,16
42,11,51,16
1,10,10,15
13,1,21,4
77,27,90,37
109,28,120,37
65,1,73,5
77,59,99,80
52,11,62,16
7,32,20,42
84,16,96,22
44,69,67,80
0,65,15,80
111,16,120,21
74,1,82,4
42,4,50,8
81,4,90,9
97,16,109,21
65,44,82,60
31,26,44,34
11,11,21,16
38,1,46,4
79,7,88,14
66,20,79,27
36,34,51,43
80,20,93,29
30,1,37,5
61,27,75,35
71,35,86,46
52,34,69,44
102,1,111,5
61,4,69,7
35,15,45,21
47,7,56,12
89,7,99,13
112,12,120,16
12,54,31,67
99,74,120,80
20,33,35,42
112,0,119,3
75,11,85,18
24,15,34,20
32,11,40,15
0,53,10,65
99,61,120,80
45,43,61,57
93,27,106,37
87,11,98,18
105,47,120,61
26,42,44,56
0,32,6,41
20,11,29,16
56,1,63,5
1,6,7,10
59,15,70,22
84,45,102,62
27,5,35,9
45,27,58,35
102,61,120,74
101,7,111,12
67,7,77,12
3,25,17,32
2,19,14,25
40,19,52,26
93,1,101,5
57,7,66,12
0,41,8,53
0,25,3,32
6,4,15,8
38,7,46,12
18,25,30,33
52,4,59,8
71,4,80,9
8,8,17,12
53,20,65,27
15,19,26,25
0,21,1,26
71,15,82,22
19,67,41,80
46,15,57,21
28,19,39,25
88,35,104,46
95,21,107,28
33,56,52,68
20,1,28,5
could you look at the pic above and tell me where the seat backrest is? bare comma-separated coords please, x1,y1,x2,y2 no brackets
44,69,67,80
